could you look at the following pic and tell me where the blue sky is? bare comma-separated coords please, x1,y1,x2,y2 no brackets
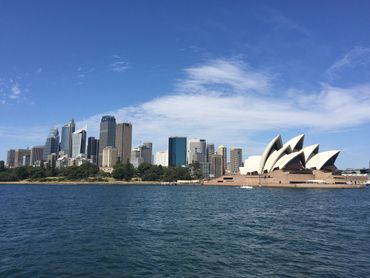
1,0,370,168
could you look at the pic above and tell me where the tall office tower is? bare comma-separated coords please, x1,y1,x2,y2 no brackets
140,142,153,164
30,146,44,165
14,149,31,167
168,137,187,167
22,155,31,166
206,144,215,163
60,119,75,157
115,123,132,163
217,145,227,174
154,151,168,167
102,146,118,168
43,128,59,161
210,154,223,178
87,137,99,164
6,149,15,167
131,148,144,168
188,139,207,164
230,147,243,174
72,128,87,158
98,116,116,166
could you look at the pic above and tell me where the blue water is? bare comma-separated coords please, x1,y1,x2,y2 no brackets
0,184,369,277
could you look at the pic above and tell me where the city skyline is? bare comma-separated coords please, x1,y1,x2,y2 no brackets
1,1,370,168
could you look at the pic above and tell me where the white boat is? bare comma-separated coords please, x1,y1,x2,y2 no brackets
240,185,253,189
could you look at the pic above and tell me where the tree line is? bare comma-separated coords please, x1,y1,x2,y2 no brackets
0,160,203,182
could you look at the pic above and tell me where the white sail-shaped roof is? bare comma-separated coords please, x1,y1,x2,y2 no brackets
284,134,304,152
263,144,292,173
259,135,283,174
273,151,305,171
302,144,319,163
306,150,340,170
240,156,261,175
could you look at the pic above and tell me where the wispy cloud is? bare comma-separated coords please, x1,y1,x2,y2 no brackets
109,56,130,73
177,58,272,94
0,80,26,104
9,84,22,99
77,67,95,78
326,46,370,80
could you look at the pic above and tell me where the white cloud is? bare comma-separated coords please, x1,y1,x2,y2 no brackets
109,58,130,73
326,46,370,80
74,59,370,155
9,84,22,99
36,67,43,73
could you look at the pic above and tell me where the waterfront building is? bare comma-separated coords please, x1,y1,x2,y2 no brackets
217,145,227,174
6,149,15,167
87,137,99,165
154,151,168,167
140,142,153,164
22,155,31,166
14,149,31,167
210,154,223,178
43,128,59,161
71,128,87,158
102,146,118,168
168,137,187,167
131,148,144,168
30,145,44,165
47,153,57,169
200,162,211,178
98,116,116,166
115,123,132,164
60,119,75,157
188,139,207,164
230,147,243,174
206,144,215,163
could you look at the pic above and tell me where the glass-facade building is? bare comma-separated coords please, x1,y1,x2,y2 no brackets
87,137,99,165
168,137,187,167
43,128,59,161
98,115,116,166
71,129,87,158
60,119,75,157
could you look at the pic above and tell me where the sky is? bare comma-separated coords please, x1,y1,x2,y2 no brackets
1,0,370,168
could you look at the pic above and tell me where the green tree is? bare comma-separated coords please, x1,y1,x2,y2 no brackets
0,160,5,172
15,166,29,180
0,171,17,181
112,167,125,180
137,162,152,177
29,167,46,179
189,161,203,179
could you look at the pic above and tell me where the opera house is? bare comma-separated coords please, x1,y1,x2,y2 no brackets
205,134,367,188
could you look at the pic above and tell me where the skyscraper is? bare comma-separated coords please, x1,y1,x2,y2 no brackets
154,151,168,167
188,139,207,164
30,145,44,165
140,142,153,164
206,144,215,163
72,128,87,158
115,122,132,163
6,149,15,167
131,148,143,168
217,145,227,174
98,116,116,166
168,137,187,167
60,119,75,157
230,147,243,174
210,154,223,178
87,137,99,165
43,127,59,161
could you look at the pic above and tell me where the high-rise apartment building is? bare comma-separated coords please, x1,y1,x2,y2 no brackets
6,149,15,167
14,149,31,167
188,139,207,164
43,128,59,161
87,137,99,165
168,137,187,167
230,147,243,174
60,119,75,157
30,146,44,165
72,129,87,158
217,145,227,174
210,154,223,178
102,146,118,168
140,142,152,164
98,116,116,166
131,148,144,168
115,123,132,163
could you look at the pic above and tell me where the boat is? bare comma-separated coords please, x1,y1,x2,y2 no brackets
240,185,253,189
